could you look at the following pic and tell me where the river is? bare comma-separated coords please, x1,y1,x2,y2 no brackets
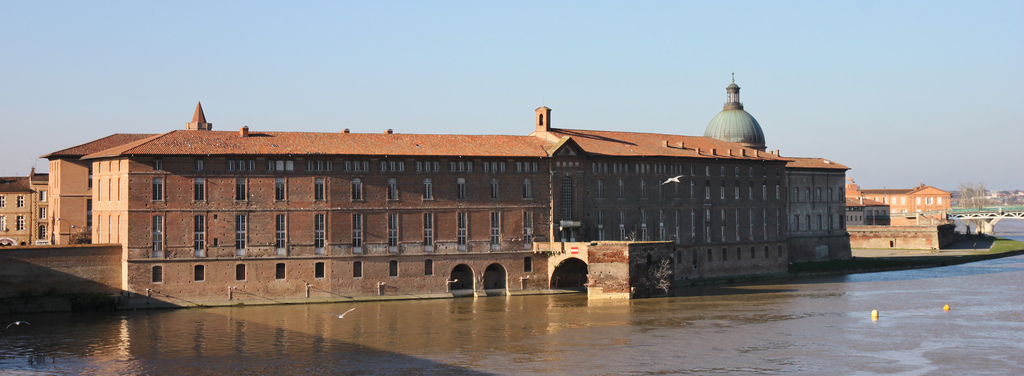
3,246,1023,375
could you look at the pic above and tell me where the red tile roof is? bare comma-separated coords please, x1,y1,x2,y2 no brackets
42,133,157,159
785,157,850,170
545,128,789,161
846,197,887,207
0,177,31,192
82,130,557,159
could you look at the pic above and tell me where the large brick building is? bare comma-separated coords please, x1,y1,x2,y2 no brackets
42,81,847,304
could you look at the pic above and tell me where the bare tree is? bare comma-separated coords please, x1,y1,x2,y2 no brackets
958,182,988,235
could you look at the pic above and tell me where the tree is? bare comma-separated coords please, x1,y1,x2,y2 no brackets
958,182,988,235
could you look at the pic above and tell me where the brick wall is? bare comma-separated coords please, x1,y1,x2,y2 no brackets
0,244,122,298
848,224,956,250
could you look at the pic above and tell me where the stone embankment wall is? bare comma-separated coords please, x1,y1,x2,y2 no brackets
848,224,956,250
0,244,123,312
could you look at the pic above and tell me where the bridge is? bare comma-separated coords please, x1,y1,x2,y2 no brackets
947,206,1024,234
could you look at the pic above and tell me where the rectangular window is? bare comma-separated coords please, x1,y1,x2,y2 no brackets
152,266,163,283
353,261,363,278
351,179,363,200
413,178,429,201
618,179,625,198
388,179,398,200
424,259,433,276
490,178,500,199
387,213,399,252
235,214,247,256
457,212,468,250
154,159,163,171
276,263,286,280
152,215,163,258
596,179,604,198
39,190,46,202
524,257,533,273
196,159,204,171
523,211,533,248
235,178,247,200
619,210,627,241
275,178,286,201
39,207,46,219
389,260,399,277
314,213,325,254
236,264,246,281
194,215,206,257
0,215,5,231
194,265,205,282
194,178,205,201
352,213,363,249
314,178,325,201
490,211,501,250
523,178,532,199
0,196,4,208
457,178,466,200
276,214,287,255
315,262,325,279
423,212,434,251
152,178,164,201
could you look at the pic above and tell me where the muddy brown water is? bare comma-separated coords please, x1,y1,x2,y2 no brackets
2,253,1023,375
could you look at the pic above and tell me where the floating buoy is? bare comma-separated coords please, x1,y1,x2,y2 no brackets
943,304,950,311
871,309,879,320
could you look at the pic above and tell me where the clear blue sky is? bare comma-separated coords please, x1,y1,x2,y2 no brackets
2,1,1022,191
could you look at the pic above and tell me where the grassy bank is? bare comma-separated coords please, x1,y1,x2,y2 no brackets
790,236,1024,275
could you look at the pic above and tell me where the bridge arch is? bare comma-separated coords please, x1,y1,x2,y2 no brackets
551,257,588,289
449,264,474,291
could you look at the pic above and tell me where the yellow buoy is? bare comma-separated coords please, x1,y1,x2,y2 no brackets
943,304,950,311
871,309,879,320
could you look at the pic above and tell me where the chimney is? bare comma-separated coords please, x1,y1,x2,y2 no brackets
711,148,717,156
728,149,733,156
775,149,780,157
343,128,350,134
385,129,393,134
662,140,669,147
239,126,249,137
696,148,701,155
741,149,747,157
677,141,684,148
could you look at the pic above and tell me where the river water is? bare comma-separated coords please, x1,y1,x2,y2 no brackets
2,222,1023,375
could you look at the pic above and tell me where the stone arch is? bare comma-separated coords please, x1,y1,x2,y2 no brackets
551,257,588,289
483,263,507,290
449,264,474,290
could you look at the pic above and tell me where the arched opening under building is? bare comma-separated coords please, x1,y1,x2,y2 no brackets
482,263,507,293
551,257,588,289
449,264,474,291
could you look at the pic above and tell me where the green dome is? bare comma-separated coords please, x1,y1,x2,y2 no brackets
704,108,765,149
703,79,766,150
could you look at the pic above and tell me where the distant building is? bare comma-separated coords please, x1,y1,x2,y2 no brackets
0,169,49,246
845,197,890,226
845,179,950,225
783,158,851,261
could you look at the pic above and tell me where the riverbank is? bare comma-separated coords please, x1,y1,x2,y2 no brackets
789,236,1024,276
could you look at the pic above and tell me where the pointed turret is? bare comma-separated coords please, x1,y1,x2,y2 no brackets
186,101,213,131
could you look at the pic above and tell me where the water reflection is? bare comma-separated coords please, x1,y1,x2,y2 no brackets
2,255,1023,374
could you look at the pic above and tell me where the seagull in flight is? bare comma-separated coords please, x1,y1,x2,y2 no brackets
326,308,356,319
5,321,30,330
662,175,684,185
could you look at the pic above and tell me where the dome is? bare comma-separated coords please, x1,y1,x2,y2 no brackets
703,79,766,150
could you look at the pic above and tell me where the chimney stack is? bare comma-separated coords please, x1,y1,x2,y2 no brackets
343,128,350,134
385,129,393,134
239,126,249,137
